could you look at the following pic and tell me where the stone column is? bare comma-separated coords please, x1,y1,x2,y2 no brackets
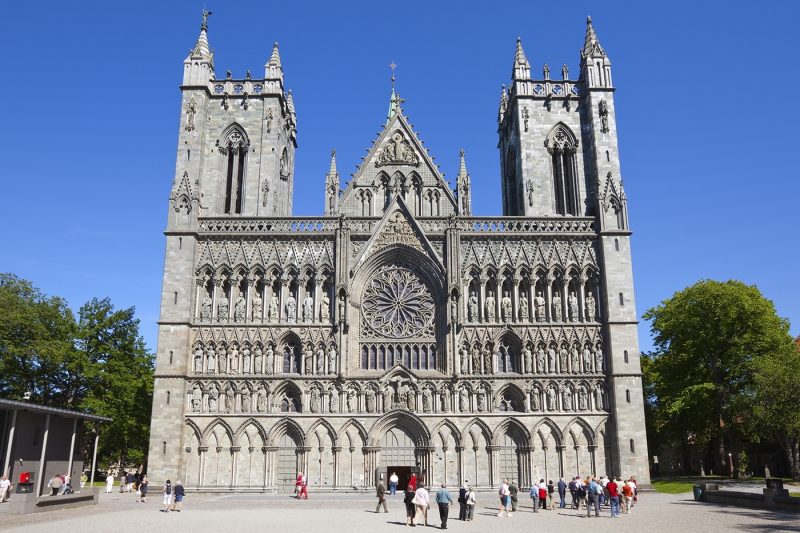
363,446,380,487
519,446,532,487
588,445,597,476
562,279,568,323
478,276,486,323
545,274,553,322
279,276,288,322
578,274,587,322
194,278,204,321
230,446,240,488
486,445,499,487
264,446,276,488
211,279,219,322
511,275,520,323
556,445,566,479
417,446,434,485
332,446,342,489
456,445,466,486
495,278,502,322
198,446,208,486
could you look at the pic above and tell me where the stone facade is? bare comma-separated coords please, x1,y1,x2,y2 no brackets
147,13,651,492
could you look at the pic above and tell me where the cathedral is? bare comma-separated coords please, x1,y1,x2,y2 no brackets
147,12,651,492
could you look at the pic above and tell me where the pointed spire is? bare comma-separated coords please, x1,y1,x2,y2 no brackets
328,148,338,176
191,9,213,59
582,15,605,58
286,89,296,114
456,149,472,215
512,37,531,80
184,10,214,84
386,61,405,124
265,42,284,82
325,149,340,215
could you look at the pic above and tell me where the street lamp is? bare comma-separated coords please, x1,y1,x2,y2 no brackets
728,452,733,478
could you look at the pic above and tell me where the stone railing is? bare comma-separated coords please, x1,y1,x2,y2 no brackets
460,217,595,234
198,217,337,234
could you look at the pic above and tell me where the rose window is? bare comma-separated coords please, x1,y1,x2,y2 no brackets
362,266,435,339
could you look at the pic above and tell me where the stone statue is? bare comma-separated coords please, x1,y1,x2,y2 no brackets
459,388,468,412
338,294,345,323
536,348,546,374
229,345,239,374
422,388,432,412
471,345,481,375
568,292,578,322
442,387,451,413
303,294,313,323
468,291,479,322
200,295,212,322
269,296,279,323
251,293,263,321
571,347,580,374
579,388,588,411
552,293,562,322
405,387,415,411
192,385,202,412
223,388,232,412
286,294,297,323
501,291,512,322
254,345,263,374
265,345,274,375
535,292,546,322
483,346,493,374
206,346,216,374
241,389,251,412
365,389,376,413
563,389,573,411
242,345,251,374
595,348,604,372
346,390,356,413
595,384,604,410
559,347,568,373
546,388,556,411
548,347,557,373
328,346,337,374
524,347,533,374
208,387,218,412
218,345,227,373
583,348,593,373
257,387,267,412
287,345,296,373
477,390,486,412
310,388,320,413
585,292,596,322
329,389,339,413
304,345,313,375
518,292,529,322
460,346,469,374
194,347,203,373
320,293,330,322
316,348,325,375
234,296,246,323
484,291,496,323
531,389,540,411
217,293,229,321
383,386,392,410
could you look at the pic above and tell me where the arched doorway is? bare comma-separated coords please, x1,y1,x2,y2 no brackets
276,433,299,492
380,426,418,491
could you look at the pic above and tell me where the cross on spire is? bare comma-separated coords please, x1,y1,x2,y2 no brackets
390,60,397,89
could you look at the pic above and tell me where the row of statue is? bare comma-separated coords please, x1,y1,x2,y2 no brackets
467,290,596,323
189,378,607,415
194,344,337,376
199,292,334,324
458,344,604,375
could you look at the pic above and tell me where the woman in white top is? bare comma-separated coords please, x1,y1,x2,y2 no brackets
466,486,477,521
105,474,114,493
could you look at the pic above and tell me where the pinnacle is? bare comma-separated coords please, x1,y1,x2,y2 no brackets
457,149,469,179
268,42,282,67
583,15,604,57
328,149,338,176
514,37,529,67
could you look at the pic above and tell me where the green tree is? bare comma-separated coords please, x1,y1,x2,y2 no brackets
643,280,794,475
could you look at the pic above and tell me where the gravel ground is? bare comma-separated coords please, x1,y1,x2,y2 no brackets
1,491,798,532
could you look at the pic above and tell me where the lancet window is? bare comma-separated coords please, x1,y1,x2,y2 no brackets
546,123,580,216
218,125,250,214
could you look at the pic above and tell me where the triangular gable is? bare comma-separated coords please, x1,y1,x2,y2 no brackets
339,111,457,212
352,195,444,275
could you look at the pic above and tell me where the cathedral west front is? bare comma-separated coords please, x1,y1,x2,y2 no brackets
147,12,651,492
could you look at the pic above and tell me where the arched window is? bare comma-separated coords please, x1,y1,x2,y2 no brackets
545,123,580,216
218,125,250,214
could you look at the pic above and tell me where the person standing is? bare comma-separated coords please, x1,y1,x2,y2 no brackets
295,472,303,498
509,480,519,512
537,479,547,511
586,477,601,517
49,474,62,496
172,480,185,511
497,479,511,517
622,477,634,513
105,473,114,494
465,486,476,521
138,476,149,503
408,473,418,492
404,487,417,526
0,475,11,503
413,483,430,527
375,481,388,513
607,476,620,518
161,480,173,512
457,481,468,521
547,480,555,509
435,483,453,529
529,481,538,513
557,477,567,509
389,472,399,496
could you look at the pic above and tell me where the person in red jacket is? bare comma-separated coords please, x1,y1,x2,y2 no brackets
607,477,620,517
407,473,418,492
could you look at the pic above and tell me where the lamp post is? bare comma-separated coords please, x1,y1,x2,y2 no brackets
728,452,733,478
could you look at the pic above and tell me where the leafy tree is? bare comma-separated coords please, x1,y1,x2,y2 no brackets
643,280,794,475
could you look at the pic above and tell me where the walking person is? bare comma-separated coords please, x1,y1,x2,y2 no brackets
389,472,399,496
557,477,567,509
375,481,388,513
509,479,519,512
105,473,114,494
138,476,148,503
172,480,185,511
295,472,303,498
413,483,430,527
529,481,539,513
299,473,309,500
497,479,511,517
161,480,173,512
547,480,555,509
435,483,453,530
0,475,11,503
465,486,476,521
622,477,634,513
586,477,601,517
457,481,468,521
408,473,418,492
404,487,417,526
607,476,620,518
537,479,547,511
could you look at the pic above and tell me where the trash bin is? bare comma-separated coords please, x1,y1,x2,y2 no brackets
692,484,703,501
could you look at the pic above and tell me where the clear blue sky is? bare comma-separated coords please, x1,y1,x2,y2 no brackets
1,1,798,353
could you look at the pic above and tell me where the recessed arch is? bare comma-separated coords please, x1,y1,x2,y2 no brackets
368,410,431,447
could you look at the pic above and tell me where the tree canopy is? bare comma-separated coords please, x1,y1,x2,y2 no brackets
0,273,153,467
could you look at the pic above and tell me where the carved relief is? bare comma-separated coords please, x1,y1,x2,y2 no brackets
375,130,420,167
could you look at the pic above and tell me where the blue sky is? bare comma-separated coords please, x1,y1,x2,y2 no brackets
1,1,798,353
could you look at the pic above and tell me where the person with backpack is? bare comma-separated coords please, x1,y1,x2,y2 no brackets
162,480,173,512
138,476,148,503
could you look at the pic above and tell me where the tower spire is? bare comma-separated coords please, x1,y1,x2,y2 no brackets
582,15,605,58
265,42,284,83
512,37,531,80
386,60,405,124
184,9,214,84
456,149,472,215
325,149,340,215
580,16,613,88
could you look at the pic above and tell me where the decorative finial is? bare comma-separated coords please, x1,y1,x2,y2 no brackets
331,148,336,158
201,8,213,31
587,15,592,25
226,70,232,79
459,148,465,157
389,60,397,89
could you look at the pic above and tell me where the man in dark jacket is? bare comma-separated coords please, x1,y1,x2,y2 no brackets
457,482,468,520
557,477,567,508
375,481,388,513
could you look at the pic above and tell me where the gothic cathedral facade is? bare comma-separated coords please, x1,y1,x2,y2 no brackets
147,13,651,491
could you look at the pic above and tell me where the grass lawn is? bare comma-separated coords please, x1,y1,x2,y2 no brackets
652,480,695,494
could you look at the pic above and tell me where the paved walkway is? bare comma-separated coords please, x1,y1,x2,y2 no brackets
1,491,798,532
